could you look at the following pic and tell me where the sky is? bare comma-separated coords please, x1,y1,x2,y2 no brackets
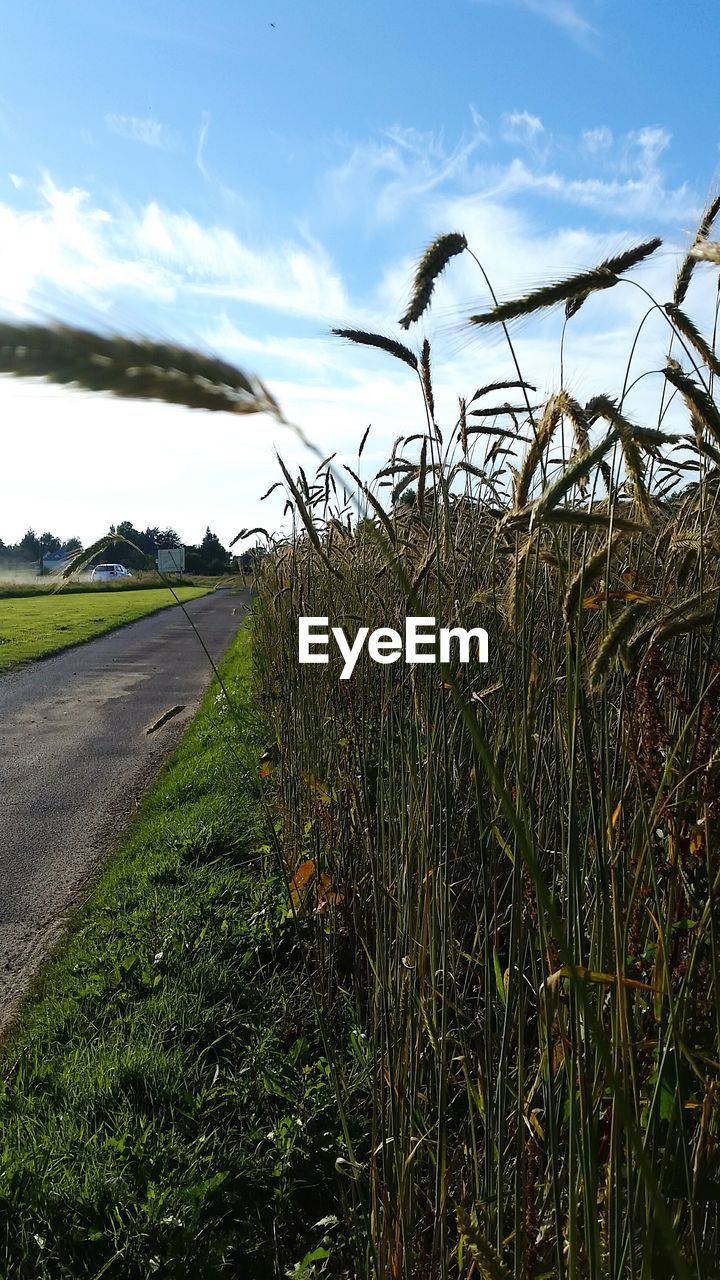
1,0,719,550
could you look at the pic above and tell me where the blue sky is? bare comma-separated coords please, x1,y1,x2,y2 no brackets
1,0,719,547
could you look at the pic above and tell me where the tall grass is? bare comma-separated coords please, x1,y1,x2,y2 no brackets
4,208,720,1277
250,216,720,1278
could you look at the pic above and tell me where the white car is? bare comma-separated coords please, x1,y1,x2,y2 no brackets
91,563,133,581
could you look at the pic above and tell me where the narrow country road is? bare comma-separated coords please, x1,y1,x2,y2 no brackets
0,588,250,1031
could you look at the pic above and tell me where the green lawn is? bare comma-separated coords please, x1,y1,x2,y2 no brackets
0,619,354,1279
0,587,208,670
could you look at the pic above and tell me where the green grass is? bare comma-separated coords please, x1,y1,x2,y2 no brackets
0,574,247,600
0,620,352,1279
0,587,209,670
0,575,193,599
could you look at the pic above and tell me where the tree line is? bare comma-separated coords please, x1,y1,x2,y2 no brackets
0,522,238,575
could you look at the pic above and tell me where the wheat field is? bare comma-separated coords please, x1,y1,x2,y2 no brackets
251,209,720,1279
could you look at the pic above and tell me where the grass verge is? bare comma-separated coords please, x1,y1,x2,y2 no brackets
0,618,349,1279
0,574,249,600
0,586,209,670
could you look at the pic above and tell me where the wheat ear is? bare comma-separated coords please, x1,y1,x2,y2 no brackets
331,328,418,371
664,359,720,446
533,430,620,521
469,238,662,327
0,321,280,417
690,241,720,265
564,534,626,623
514,394,563,509
590,601,650,689
420,338,435,422
456,1208,513,1280
674,192,720,303
665,303,720,378
398,231,467,329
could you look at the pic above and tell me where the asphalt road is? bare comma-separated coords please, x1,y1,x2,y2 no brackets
0,588,250,1030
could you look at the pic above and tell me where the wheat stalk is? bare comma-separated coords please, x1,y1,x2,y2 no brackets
398,231,467,329
513,394,563,509
590,600,650,689
665,358,720,446
420,338,435,422
666,303,720,377
564,533,627,623
331,328,418,371
470,238,662,327
674,192,720,303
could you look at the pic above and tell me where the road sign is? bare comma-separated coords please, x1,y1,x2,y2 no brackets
157,547,186,575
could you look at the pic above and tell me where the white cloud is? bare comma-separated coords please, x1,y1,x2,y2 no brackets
629,126,672,173
0,176,350,323
524,0,595,38
203,315,356,379
476,155,694,221
501,110,545,145
582,126,613,154
330,118,695,235
328,118,489,222
105,113,177,149
132,203,349,318
8,172,24,190
196,113,211,180
0,175,172,316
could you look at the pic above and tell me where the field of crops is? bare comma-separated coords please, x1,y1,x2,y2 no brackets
250,216,720,1278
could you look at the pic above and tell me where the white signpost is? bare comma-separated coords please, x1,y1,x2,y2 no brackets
157,547,186,575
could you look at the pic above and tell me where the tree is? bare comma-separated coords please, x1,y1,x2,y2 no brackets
19,529,40,561
110,521,156,570
157,528,181,549
186,528,231,575
39,532,62,554
105,522,183,570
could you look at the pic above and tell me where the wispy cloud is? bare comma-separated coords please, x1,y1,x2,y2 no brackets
196,112,211,180
501,110,545,145
194,111,246,208
105,113,177,150
328,117,489,222
133,203,350,318
0,174,350,324
0,174,172,316
476,156,693,221
472,0,597,43
521,0,596,38
329,115,695,234
583,126,613,155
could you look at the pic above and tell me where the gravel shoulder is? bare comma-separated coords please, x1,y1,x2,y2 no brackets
0,588,250,1030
